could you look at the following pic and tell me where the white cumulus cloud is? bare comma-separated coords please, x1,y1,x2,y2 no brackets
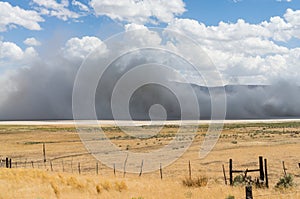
0,40,39,69
167,10,300,85
32,0,81,21
90,0,186,24
62,36,105,60
0,1,44,32
0,41,24,60
24,37,41,46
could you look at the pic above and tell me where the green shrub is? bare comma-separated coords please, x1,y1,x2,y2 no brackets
233,174,252,186
275,174,295,189
233,175,244,186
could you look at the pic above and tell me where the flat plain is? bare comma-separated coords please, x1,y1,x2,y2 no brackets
0,121,299,198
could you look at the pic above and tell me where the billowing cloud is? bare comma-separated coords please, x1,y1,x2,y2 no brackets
0,1,44,32
90,0,186,24
1,3,300,120
62,36,105,60
167,10,300,85
0,41,24,60
24,37,41,46
1,27,300,120
32,0,81,21
0,40,39,68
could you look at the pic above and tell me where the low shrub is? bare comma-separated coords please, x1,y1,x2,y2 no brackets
275,174,295,189
182,176,208,187
115,181,127,192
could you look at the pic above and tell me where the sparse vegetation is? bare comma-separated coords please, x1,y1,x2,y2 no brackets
182,176,208,187
114,181,127,192
96,184,102,193
101,181,111,191
0,123,299,198
275,174,295,189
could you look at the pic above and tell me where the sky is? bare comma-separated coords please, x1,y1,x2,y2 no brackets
0,0,300,120
0,0,300,83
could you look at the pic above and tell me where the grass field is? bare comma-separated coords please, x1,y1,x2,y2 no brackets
0,122,299,198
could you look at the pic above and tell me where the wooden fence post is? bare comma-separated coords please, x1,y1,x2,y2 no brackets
43,143,46,163
245,185,253,199
123,154,128,178
71,158,73,173
78,163,81,175
160,163,163,180
9,159,12,168
259,156,264,181
62,160,65,172
222,164,227,185
5,157,8,168
282,161,287,177
96,162,98,175
188,160,192,180
50,161,53,172
264,158,269,188
139,160,144,177
31,161,34,168
113,163,116,176
229,159,233,185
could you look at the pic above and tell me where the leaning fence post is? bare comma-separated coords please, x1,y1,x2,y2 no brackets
229,159,233,185
282,161,287,177
222,164,227,185
160,163,163,180
50,161,53,172
139,160,144,177
264,158,269,188
259,156,264,181
123,154,128,178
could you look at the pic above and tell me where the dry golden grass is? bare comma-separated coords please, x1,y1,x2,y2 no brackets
0,122,299,198
0,168,299,199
